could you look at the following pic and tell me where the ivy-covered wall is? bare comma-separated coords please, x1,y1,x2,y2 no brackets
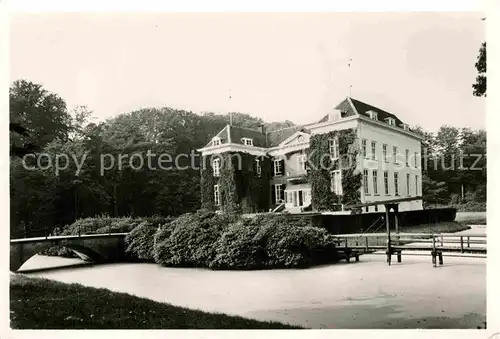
307,128,362,212
200,152,271,214
200,155,215,210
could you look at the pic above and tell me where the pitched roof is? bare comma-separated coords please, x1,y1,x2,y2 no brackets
228,125,267,147
337,97,405,126
265,126,310,147
204,97,409,149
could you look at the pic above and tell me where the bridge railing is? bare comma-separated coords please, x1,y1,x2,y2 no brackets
333,232,487,253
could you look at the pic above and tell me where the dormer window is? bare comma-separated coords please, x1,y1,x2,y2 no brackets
401,124,409,131
385,117,396,126
367,110,378,120
212,137,221,146
241,138,253,146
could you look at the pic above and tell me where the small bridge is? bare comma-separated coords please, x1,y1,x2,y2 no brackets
10,233,128,272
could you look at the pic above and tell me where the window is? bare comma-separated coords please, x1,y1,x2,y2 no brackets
383,144,388,162
363,169,369,195
386,117,396,126
274,159,284,176
298,154,307,172
362,139,367,158
212,137,221,146
241,138,253,146
368,111,378,120
414,152,418,167
213,158,221,177
371,141,376,160
329,138,339,159
330,170,342,195
406,173,411,196
405,149,409,166
255,159,262,177
415,175,419,196
393,146,398,164
275,184,285,203
372,170,378,195
214,185,220,205
394,173,399,196
402,124,409,131
384,171,389,195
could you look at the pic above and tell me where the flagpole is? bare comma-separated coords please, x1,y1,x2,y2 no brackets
348,57,353,97
228,88,232,126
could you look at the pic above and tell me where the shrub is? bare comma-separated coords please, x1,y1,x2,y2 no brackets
125,221,158,261
210,220,266,269
209,213,337,269
153,210,236,267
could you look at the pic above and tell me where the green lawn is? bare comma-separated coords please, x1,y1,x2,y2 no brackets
455,212,487,225
10,274,301,329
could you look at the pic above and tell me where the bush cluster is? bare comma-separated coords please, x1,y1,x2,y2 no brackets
43,216,173,258
46,211,338,269
151,211,338,269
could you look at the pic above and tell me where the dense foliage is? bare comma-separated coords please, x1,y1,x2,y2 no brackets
10,80,293,238
150,211,338,269
200,152,272,214
307,129,362,212
473,41,486,97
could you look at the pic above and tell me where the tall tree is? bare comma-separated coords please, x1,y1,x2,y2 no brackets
10,80,72,148
472,42,486,97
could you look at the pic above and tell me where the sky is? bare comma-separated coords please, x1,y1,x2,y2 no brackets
10,12,486,132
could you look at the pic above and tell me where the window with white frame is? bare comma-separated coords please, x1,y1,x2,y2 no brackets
213,158,221,177
212,137,221,146
363,169,369,195
214,184,220,205
405,149,409,166
371,141,376,160
298,154,307,172
386,117,396,126
275,184,285,203
384,171,389,195
415,175,419,195
362,139,367,158
241,138,253,146
273,159,284,176
330,170,342,195
255,159,262,177
402,124,409,131
407,173,411,196
393,146,398,164
368,111,378,120
372,170,379,195
329,137,339,159
414,152,418,167
394,172,399,196
383,144,388,162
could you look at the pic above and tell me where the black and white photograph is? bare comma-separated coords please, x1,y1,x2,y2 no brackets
2,2,496,334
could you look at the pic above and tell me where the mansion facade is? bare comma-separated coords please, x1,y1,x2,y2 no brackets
197,97,423,214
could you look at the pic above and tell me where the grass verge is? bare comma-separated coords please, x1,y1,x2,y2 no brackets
10,274,301,329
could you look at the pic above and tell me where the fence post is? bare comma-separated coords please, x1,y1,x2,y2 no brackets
432,236,436,267
460,236,464,253
365,236,369,252
440,234,443,247
467,236,470,248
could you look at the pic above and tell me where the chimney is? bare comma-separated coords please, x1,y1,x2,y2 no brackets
258,124,265,134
